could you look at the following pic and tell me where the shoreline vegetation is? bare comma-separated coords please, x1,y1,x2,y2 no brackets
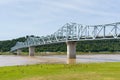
1,52,120,55
0,62,120,80
1,37,120,53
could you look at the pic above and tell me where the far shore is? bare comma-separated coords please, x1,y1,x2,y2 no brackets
1,51,120,56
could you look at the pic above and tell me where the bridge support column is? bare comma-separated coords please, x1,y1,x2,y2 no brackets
66,41,76,64
17,49,21,55
29,46,35,56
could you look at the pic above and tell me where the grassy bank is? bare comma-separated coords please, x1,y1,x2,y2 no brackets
0,62,120,80
0,52,13,55
17,52,120,56
1,52,120,56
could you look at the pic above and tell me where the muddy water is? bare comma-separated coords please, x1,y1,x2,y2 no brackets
1,54,120,67
0,55,41,67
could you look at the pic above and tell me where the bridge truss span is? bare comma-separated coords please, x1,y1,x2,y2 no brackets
11,22,120,52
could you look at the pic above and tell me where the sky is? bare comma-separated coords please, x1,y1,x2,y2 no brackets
0,0,120,40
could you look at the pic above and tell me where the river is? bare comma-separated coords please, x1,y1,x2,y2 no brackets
0,54,120,67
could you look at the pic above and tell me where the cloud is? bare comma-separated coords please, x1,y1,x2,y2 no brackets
0,0,120,40
40,0,120,17
0,0,13,4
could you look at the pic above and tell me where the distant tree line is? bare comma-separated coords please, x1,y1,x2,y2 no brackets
0,37,26,52
35,39,120,52
0,36,120,52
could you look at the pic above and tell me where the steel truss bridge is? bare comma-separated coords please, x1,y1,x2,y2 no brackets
11,22,120,52
10,22,120,64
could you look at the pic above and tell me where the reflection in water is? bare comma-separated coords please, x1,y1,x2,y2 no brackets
67,59,76,64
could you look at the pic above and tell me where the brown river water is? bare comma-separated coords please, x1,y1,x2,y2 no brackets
1,54,120,67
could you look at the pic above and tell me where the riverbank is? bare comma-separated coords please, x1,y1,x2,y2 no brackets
0,62,120,80
2,52,120,56
25,52,120,55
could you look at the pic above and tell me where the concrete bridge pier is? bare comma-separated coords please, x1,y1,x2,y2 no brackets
66,41,76,64
17,49,21,55
29,46,35,56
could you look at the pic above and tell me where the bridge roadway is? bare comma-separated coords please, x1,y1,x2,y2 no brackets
11,22,120,64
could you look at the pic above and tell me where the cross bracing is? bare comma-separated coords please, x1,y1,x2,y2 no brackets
11,22,120,51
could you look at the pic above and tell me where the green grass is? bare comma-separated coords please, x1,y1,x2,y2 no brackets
0,62,120,80
0,52,13,55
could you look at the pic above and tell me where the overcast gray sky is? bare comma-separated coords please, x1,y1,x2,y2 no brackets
0,0,120,40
